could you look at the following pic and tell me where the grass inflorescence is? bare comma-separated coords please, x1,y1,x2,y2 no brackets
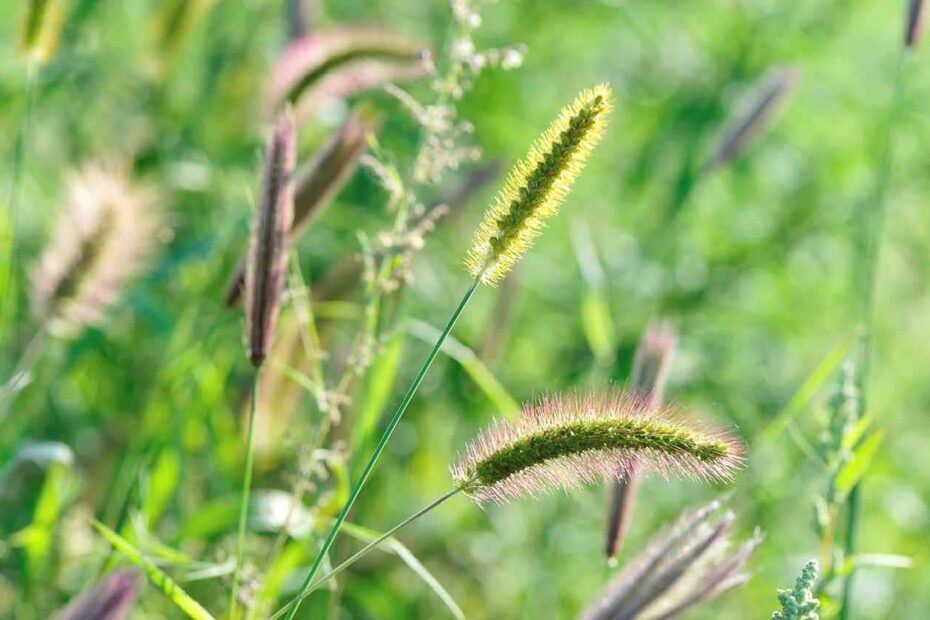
452,390,743,504
465,85,612,285
245,111,296,367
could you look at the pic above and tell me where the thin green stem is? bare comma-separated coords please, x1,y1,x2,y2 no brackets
1,62,38,354
839,48,909,620
230,368,261,619
270,487,462,620
0,328,47,434
280,277,480,620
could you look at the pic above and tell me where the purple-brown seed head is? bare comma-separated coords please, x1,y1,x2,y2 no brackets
245,111,296,367
906,0,927,49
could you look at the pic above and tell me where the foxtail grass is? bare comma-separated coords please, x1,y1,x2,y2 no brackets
226,107,375,306
906,0,926,48
703,66,800,173
22,0,65,65
17,212,127,433
245,112,296,367
452,389,742,504
266,26,431,118
585,500,761,620
231,111,296,618
465,85,612,285
272,389,743,618
278,85,613,620
30,164,161,337
56,570,141,620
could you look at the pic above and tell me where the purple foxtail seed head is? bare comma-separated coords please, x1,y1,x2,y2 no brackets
245,110,296,367
704,66,800,172
586,501,762,620
226,107,375,306
906,0,927,48
56,570,141,620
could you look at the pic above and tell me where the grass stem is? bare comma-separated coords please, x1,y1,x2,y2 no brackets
269,487,463,620
230,368,262,619
839,47,910,620
1,62,38,360
280,277,480,620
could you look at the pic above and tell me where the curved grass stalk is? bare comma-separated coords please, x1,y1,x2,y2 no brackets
279,277,480,620
269,487,464,620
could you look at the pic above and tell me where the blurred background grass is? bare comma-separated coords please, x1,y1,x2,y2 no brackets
1,0,929,618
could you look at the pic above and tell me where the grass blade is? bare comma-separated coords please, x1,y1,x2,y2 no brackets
340,521,465,620
407,320,520,416
759,340,850,442
92,520,216,620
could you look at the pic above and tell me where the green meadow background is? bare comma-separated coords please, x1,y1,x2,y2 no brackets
1,0,929,617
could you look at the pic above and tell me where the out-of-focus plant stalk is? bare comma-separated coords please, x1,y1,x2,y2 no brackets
840,33,914,620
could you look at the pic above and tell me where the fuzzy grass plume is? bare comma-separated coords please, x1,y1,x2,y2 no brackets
585,500,762,620
225,107,374,306
31,163,162,337
266,26,431,117
245,111,296,367
465,85,612,285
451,389,743,504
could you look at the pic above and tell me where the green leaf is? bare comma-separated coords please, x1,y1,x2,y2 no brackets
835,553,913,577
580,293,615,362
570,220,615,362
407,320,520,417
341,521,464,620
12,462,78,585
92,520,216,620
760,340,850,442
143,447,181,527
835,431,883,496
353,331,406,459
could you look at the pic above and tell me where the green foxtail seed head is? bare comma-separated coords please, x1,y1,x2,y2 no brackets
22,0,65,65
451,389,743,505
245,111,296,367
465,85,613,285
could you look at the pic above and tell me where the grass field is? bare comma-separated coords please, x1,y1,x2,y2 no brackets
1,1,928,618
